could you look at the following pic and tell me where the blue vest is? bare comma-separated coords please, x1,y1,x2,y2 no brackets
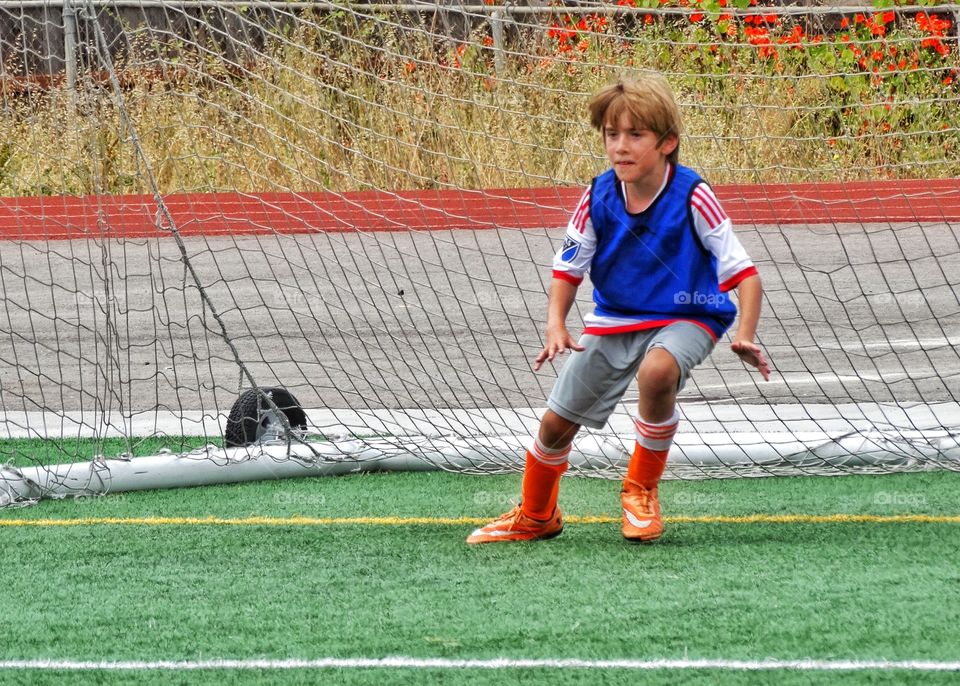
588,165,737,339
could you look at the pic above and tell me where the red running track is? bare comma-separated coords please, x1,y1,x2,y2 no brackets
0,179,957,241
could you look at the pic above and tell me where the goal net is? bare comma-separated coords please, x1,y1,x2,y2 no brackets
1,0,959,504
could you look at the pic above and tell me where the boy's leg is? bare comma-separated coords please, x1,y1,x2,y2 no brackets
622,323,715,542
521,410,580,520
465,411,577,544
622,349,680,542
629,348,681,488
468,333,638,544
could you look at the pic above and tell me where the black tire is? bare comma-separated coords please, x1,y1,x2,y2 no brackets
224,387,308,447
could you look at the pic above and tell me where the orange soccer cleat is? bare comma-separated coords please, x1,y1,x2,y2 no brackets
620,479,663,542
466,505,563,544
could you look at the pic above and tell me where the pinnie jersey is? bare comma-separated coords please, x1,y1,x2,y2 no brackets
552,164,757,341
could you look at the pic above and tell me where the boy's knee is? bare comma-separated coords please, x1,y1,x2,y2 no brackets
538,410,580,450
637,349,681,397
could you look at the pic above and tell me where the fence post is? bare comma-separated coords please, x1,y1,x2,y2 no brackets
63,0,78,114
491,7,506,76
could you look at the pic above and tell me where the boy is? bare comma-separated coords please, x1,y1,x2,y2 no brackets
467,74,769,544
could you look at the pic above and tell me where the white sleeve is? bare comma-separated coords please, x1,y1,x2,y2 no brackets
690,183,757,291
552,187,596,285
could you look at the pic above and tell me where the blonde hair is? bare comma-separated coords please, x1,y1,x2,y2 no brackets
588,74,682,165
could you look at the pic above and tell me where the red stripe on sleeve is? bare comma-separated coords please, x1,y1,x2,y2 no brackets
692,199,720,228
719,265,758,292
692,187,725,228
572,190,591,234
552,270,583,286
699,186,728,220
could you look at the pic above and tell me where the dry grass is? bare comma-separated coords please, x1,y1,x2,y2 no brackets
0,12,957,197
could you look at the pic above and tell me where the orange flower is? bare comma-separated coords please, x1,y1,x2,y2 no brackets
869,19,886,37
839,17,849,28
690,12,704,22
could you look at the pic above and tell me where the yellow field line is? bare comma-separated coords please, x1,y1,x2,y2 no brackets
1,513,959,527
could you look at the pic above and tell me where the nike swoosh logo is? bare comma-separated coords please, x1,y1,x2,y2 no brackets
471,528,516,537
624,509,652,528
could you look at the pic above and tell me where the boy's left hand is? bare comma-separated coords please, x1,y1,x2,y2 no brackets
731,339,770,381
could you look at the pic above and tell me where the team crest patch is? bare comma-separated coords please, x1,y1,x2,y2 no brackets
561,236,580,263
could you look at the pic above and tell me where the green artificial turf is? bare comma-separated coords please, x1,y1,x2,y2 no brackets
1,470,959,684
1,436,219,468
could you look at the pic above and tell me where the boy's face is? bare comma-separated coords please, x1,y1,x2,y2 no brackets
603,110,678,186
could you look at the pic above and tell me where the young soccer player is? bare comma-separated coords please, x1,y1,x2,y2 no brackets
467,73,769,544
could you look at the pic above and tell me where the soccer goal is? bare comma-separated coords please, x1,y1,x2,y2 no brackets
1,0,959,505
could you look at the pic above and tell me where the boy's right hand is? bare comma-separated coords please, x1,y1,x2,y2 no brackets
533,327,585,371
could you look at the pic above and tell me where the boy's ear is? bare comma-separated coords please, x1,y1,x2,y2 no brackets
658,132,679,156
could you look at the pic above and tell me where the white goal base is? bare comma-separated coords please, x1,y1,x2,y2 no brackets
2,417,958,506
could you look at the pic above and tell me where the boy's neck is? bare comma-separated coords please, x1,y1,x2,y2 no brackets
622,161,672,214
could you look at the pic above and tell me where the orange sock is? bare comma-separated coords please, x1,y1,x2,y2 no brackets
520,440,570,520
626,410,679,489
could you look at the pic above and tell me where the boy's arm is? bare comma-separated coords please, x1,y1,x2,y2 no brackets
690,183,769,381
535,185,595,371
729,274,770,381
533,278,586,371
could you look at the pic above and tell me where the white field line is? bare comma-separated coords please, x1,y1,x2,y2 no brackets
1,657,959,672
818,336,960,352
694,371,912,391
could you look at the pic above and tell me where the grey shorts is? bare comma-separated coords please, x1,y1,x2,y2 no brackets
547,321,716,430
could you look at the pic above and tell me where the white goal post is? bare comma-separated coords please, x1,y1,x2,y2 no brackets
1,0,959,505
